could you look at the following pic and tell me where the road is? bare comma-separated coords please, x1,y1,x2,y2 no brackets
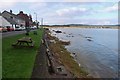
1,31,26,38
1,30,37,38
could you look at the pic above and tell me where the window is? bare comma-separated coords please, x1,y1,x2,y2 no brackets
10,16,13,19
57,67,63,72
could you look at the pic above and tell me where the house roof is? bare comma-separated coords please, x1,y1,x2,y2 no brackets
1,11,26,25
2,10,25,21
3,16,18,25
17,11,30,21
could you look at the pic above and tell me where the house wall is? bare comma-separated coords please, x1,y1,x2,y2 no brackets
17,12,32,27
0,16,12,27
17,19,25,27
13,25,16,30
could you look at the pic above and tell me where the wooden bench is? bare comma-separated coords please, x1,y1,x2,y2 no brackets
12,37,35,48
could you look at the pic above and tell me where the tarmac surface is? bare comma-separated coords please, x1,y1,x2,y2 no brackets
2,31,26,38
2,30,36,38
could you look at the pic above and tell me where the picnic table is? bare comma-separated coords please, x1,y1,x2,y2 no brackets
12,37,34,47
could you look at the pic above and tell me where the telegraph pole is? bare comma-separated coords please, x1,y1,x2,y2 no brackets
41,18,43,28
34,12,38,28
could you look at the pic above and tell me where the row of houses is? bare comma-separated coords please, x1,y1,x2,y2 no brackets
0,10,34,31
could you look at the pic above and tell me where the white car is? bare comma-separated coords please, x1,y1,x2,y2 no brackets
21,27,26,30
31,26,37,30
15,26,22,31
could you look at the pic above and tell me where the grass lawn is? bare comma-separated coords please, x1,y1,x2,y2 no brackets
2,29,43,78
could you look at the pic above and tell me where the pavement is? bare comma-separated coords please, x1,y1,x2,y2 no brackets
31,38,50,78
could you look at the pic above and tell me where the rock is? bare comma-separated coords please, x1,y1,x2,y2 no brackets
55,30,62,33
72,53,76,55
61,51,63,53
50,40,56,43
87,39,92,41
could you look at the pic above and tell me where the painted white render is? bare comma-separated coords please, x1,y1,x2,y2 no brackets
0,16,12,27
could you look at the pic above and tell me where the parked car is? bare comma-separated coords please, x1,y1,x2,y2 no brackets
15,26,22,31
31,26,37,30
21,27,25,30
0,27,7,32
7,27,14,31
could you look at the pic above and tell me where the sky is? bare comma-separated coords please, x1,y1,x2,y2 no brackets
0,0,119,25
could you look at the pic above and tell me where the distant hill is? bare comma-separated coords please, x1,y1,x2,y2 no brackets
42,24,119,29
43,24,118,26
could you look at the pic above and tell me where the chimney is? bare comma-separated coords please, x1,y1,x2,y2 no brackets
10,10,12,13
20,11,23,14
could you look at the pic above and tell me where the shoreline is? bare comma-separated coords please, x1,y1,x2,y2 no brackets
45,29,92,78
43,26,119,29
47,27,118,78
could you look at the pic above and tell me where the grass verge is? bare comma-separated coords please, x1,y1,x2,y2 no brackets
2,29,43,78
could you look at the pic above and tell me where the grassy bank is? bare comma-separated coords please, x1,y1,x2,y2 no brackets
47,32,90,78
2,29,43,78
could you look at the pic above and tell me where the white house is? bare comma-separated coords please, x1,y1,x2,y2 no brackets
1,10,25,30
0,14,12,27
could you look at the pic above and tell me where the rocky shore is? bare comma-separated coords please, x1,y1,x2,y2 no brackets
44,28,92,78
31,28,92,78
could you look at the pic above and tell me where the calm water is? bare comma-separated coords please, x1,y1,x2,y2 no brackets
49,27,118,78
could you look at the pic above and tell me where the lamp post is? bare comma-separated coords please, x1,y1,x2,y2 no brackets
34,12,38,28
41,18,43,28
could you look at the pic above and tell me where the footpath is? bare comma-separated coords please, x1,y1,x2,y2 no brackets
31,30,73,78
31,35,49,78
